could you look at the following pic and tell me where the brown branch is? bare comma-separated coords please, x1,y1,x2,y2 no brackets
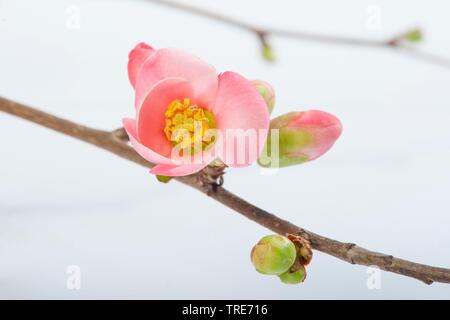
1,95,450,285
148,0,450,69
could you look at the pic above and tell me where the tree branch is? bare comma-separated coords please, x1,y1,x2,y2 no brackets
148,0,450,69
2,96,450,285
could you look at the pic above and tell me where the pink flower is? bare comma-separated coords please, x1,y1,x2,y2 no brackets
123,43,270,176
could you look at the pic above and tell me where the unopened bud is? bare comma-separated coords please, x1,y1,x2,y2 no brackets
262,45,275,62
279,265,306,284
251,235,297,275
404,29,422,43
258,110,342,168
156,175,172,183
252,80,275,114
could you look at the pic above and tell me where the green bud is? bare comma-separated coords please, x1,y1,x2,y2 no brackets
279,266,306,285
156,175,172,183
251,235,297,275
262,45,275,62
252,80,275,114
404,29,422,43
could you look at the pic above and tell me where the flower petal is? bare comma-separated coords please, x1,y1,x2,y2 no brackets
150,163,208,177
137,77,193,159
212,72,270,167
122,118,176,165
134,48,218,108
128,42,155,89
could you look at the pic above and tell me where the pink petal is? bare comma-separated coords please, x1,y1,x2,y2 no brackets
289,110,340,129
211,72,270,167
137,78,193,158
288,110,342,160
122,118,177,165
150,133,224,176
150,162,209,177
128,42,155,89
134,48,218,109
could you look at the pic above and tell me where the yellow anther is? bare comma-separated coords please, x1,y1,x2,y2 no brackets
163,98,216,153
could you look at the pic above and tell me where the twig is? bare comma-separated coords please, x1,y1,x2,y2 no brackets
2,96,450,285
147,0,450,69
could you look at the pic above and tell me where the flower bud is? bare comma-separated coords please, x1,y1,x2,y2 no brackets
404,28,422,43
261,44,275,62
252,80,275,113
279,265,306,284
156,174,172,183
258,110,342,168
251,235,297,275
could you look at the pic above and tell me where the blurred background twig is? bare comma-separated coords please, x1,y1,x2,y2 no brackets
148,0,450,69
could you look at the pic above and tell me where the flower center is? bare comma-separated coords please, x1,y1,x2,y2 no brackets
164,98,216,153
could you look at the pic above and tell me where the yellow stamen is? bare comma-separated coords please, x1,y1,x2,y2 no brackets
164,98,216,154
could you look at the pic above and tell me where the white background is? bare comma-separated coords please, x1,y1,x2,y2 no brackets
1,0,450,299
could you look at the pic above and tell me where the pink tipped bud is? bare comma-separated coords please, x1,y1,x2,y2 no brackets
252,80,275,114
258,110,342,168
128,42,154,89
